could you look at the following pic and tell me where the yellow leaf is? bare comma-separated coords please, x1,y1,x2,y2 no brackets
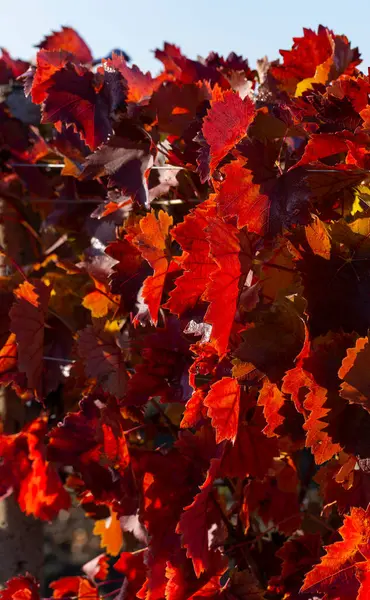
351,184,370,216
295,53,333,97
93,509,123,556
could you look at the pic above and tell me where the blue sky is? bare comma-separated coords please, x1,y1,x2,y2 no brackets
1,0,370,74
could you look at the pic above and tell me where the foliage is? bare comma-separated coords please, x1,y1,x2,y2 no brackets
1,23,370,600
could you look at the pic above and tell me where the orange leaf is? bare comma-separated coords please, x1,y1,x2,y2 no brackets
204,377,240,444
257,379,285,437
301,504,370,597
338,336,370,409
132,210,173,325
180,390,206,429
93,508,123,556
305,216,331,259
82,280,119,318
0,333,17,375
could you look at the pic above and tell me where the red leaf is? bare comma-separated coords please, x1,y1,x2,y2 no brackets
165,554,227,600
246,458,301,535
0,576,39,600
81,127,153,207
51,578,98,600
30,49,74,104
177,458,222,577
82,554,109,581
0,418,70,520
202,89,255,173
270,26,333,91
215,160,269,235
268,534,322,598
296,132,349,167
204,218,253,355
180,390,206,429
37,27,93,64
77,324,128,398
221,419,278,479
9,280,50,399
204,377,240,444
40,64,126,150
132,210,173,324
165,200,216,316
106,53,165,103
114,550,147,600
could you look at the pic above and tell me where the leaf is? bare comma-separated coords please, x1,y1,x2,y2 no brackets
81,128,153,207
82,280,119,318
305,215,331,260
51,578,98,600
282,332,342,465
246,458,301,535
114,550,146,600
257,379,285,437
303,382,341,465
40,63,126,149
301,504,370,598
338,335,370,409
165,200,216,316
221,418,278,479
0,333,17,375
77,323,128,398
93,508,123,556
177,458,222,578
9,280,50,398
165,554,227,600
30,49,74,104
0,418,70,520
48,398,130,503
180,390,206,429
270,26,334,94
106,53,165,103
204,377,240,444
236,296,306,382
131,210,173,325
0,576,39,600
268,534,322,598
105,236,146,314
215,159,269,235
204,218,253,356
82,554,109,581
202,89,255,173
37,26,93,63
296,132,349,167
